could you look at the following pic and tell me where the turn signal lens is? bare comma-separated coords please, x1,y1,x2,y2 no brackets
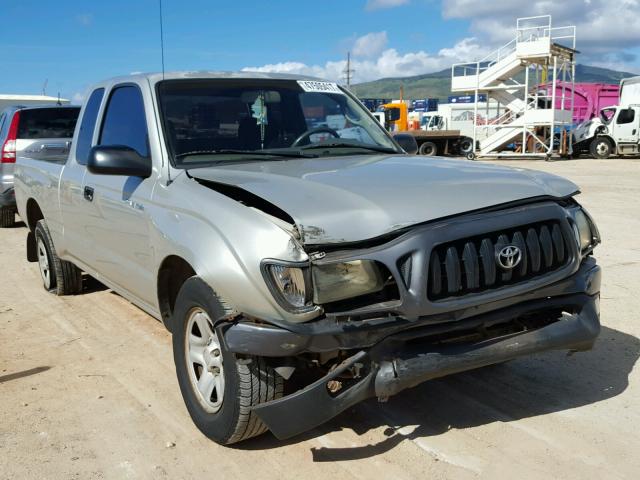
266,264,310,309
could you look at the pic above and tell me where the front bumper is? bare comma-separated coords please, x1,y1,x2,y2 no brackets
230,260,601,440
252,292,600,440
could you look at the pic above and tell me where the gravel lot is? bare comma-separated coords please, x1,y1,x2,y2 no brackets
1,158,639,480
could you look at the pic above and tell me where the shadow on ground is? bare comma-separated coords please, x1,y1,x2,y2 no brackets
9,220,26,229
240,325,639,461
82,274,108,294
0,366,51,383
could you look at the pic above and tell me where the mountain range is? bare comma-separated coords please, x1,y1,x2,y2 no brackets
350,64,638,100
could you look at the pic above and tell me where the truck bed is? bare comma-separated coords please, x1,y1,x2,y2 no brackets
15,139,71,235
406,129,462,139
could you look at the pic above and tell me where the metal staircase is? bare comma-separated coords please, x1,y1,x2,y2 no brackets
451,16,577,158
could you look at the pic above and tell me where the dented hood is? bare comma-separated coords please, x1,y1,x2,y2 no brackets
190,155,579,244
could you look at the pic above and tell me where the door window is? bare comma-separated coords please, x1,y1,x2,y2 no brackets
75,88,105,165
616,108,635,125
99,85,149,157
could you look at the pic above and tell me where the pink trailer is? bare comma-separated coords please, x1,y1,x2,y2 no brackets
538,82,619,124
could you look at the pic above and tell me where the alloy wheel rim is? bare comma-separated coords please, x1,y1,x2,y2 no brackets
37,237,51,289
184,308,225,413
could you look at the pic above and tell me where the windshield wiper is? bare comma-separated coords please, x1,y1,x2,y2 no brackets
175,149,318,159
298,142,399,154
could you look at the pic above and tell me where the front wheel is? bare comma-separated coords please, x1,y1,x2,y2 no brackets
590,137,612,159
172,277,283,445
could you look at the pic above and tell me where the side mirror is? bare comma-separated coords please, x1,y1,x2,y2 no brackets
87,145,151,177
385,108,401,122
393,133,418,155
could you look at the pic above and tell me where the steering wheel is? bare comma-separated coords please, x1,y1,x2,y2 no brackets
291,127,339,147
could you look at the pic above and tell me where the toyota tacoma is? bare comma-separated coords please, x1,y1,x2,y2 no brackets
14,72,601,445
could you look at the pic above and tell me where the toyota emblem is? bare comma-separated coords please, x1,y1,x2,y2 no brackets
496,245,522,270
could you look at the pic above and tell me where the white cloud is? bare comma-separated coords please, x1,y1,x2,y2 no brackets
71,92,85,104
242,37,489,83
366,0,410,10
442,0,640,70
352,31,389,58
75,13,93,26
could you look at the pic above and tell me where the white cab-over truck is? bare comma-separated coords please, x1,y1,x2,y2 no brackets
573,76,640,158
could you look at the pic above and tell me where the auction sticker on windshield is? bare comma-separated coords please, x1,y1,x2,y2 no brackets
297,81,343,94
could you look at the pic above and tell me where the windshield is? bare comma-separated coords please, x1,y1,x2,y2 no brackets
600,107,616,125
157,79,399,167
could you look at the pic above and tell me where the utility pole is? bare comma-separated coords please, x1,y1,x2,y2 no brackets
42,79,48,96
343,52,355,88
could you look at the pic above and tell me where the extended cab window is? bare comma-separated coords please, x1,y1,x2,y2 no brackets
75,88,104,165
100,85,149,157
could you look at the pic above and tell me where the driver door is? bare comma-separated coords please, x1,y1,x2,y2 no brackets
614,107,640,144
79,84,157,306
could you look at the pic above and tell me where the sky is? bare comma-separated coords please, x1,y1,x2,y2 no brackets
1,0,639,103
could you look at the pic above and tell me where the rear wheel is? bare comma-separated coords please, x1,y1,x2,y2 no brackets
172,277,283,445
419,141,437,156
590,137,612,159
459,137,474,155
34,220,83,295
0,206,15,228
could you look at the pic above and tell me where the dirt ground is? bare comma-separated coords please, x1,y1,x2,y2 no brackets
1,158,639,480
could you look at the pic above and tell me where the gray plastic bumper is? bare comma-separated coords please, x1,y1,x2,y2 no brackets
253,293,600,440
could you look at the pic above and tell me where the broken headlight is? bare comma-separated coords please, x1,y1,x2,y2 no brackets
570,207,600,254
262,259,385,312
312,260,384,304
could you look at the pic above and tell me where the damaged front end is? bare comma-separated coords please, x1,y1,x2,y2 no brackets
219,199,602,440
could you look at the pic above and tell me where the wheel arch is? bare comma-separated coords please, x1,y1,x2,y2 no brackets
157,254,197,332
25,199,45,262
593,134,615,146
25,198,44,232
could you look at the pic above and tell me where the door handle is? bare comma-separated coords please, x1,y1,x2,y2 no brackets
83,186,94,202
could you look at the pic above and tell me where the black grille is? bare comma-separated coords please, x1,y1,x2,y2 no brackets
427,221,570,301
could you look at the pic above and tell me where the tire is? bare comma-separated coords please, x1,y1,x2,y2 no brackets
172,277,283,445
419,141,437,156
0,206,15,228
34,220,83,295
459,137,474,155
590,137,612,159
466,152,476,161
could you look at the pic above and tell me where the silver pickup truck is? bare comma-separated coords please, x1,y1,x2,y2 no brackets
15,72,602,445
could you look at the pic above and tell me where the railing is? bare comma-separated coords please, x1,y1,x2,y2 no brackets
452,15,575,80
516,15,552,44
545,25,577,50
451,38,516,79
